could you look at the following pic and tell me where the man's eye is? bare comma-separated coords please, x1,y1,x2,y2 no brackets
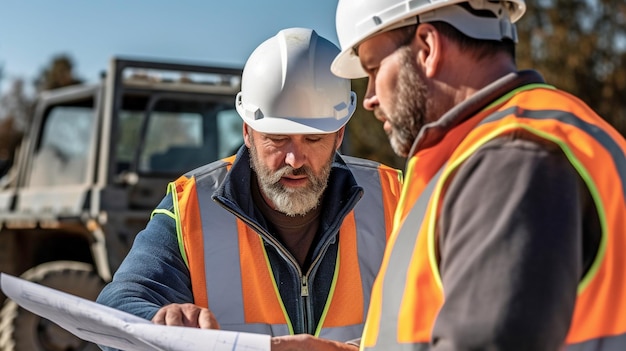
268,137,287,143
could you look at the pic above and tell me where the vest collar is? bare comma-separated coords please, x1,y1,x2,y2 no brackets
408,70,546,157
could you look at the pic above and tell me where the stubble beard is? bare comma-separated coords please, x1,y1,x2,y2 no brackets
249,142,333,217
376,45,429,158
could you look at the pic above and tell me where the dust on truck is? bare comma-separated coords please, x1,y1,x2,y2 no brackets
0,57,244,351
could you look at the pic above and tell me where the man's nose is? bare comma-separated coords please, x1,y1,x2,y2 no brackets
284,144,306,169
363,80,378,111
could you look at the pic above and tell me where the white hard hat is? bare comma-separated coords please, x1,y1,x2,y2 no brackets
332,0,527,79
236,27,357,134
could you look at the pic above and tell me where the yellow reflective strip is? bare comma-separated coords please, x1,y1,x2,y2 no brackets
261,235,294,335
428,123,607,293
151,208,175,220
484,83,556,111
167,182,189,268
427,178,447,290
397,168,404,184
314,243,341,337
511,126,606,293
426,127,517,289
395,157,418,229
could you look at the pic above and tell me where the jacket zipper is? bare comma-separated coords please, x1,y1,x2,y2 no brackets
216,203,313,333
300,273,310,333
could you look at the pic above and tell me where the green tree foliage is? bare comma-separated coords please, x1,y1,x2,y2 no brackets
34,54,83,92
0,79,32,178
345,78,406,170
0,54,83,179
346,0,626,170
0,117,23,178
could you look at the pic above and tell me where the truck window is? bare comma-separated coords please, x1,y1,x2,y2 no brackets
115,97,243,176
29,106,95,187
140,111,205,173
116,111,143,171
215,108,243,158
141,106,243,174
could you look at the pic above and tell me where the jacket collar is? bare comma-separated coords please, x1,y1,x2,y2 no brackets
213,146,364,242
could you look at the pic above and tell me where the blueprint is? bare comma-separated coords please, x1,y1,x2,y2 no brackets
0,273,270,351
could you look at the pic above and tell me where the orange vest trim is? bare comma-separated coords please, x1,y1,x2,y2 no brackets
320,212,364,328
378,166,403,240
239,221,291,327
173,155,237,309
239,211,366,333
172,175,208,308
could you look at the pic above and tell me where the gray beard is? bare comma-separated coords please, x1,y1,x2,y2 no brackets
249,144,332,217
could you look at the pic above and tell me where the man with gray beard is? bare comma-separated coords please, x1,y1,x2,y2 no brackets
96,27,402,351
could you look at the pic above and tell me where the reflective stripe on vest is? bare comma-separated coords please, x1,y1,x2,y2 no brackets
172,155,399,340
362,168,443,351
567,331,626,351
363,86,626,349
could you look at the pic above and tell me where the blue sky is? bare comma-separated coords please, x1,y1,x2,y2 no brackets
0,0,340,95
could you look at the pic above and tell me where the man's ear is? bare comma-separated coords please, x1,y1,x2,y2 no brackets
415,23,442,78
335,127,346,150
243,123,252,147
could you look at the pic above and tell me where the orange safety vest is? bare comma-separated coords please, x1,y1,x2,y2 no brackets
170,154,401,341
362,84,626,350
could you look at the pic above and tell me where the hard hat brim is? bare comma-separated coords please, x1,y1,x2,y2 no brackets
331,48,368,79
331,15,419,79
242,115,352,135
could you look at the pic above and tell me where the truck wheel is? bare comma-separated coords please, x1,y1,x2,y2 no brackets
0,261,105,351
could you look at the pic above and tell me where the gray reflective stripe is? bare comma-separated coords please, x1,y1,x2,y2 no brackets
344,156,391,322
220,323,290,336
566,332,626,351
481,107,626,199
371,169,444,350
320,323,365,342
194,165,248,325
364,342,429,351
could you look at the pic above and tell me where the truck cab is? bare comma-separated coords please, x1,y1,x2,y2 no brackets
0,57,243,351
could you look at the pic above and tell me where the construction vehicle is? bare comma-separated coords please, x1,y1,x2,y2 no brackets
0,57,244,350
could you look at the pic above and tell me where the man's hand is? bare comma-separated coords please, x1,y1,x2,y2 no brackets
271,334,358,351
151,303,220,329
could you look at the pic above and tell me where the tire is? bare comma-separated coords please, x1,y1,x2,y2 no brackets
0,261,105,351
